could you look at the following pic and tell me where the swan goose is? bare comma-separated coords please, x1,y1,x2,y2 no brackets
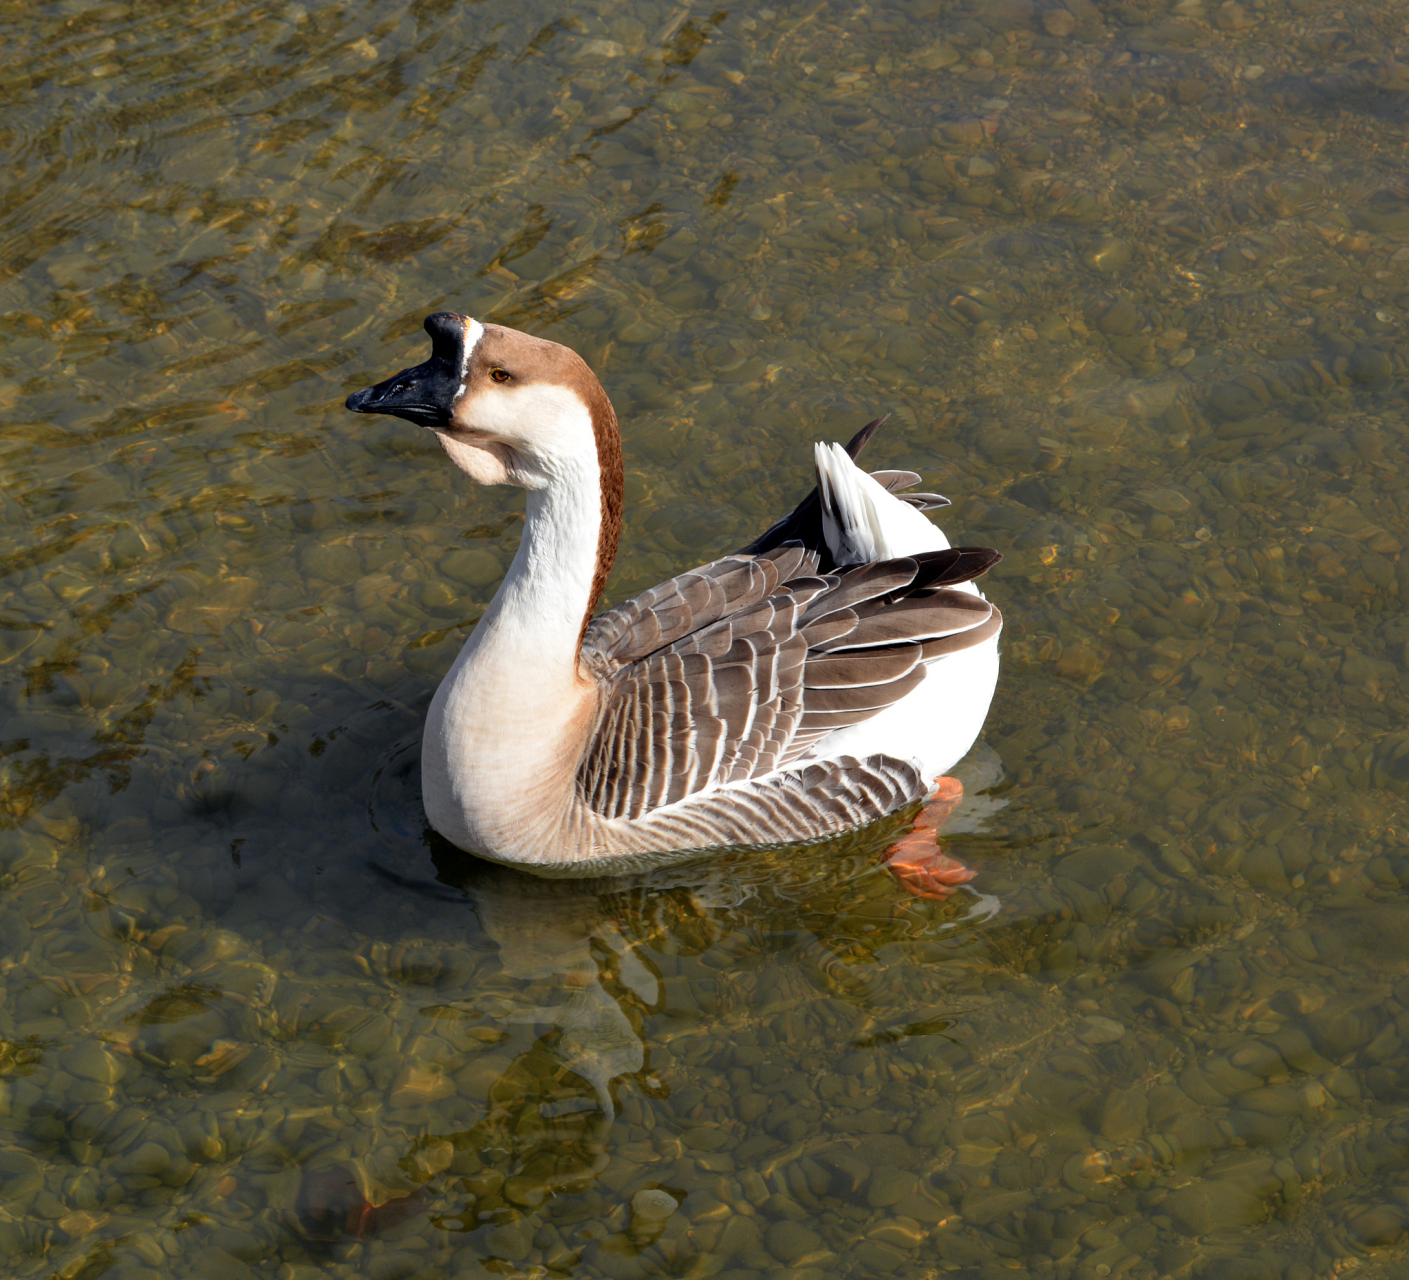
346,313,1002,881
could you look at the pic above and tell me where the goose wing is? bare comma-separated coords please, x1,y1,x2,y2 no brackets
577,543,1002,824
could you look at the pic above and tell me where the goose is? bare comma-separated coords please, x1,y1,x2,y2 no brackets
345,313,1003,895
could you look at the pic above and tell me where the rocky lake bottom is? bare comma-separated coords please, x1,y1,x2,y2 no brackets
2,0,1409,1276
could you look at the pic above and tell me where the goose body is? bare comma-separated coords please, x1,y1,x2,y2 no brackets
347,313,1002,876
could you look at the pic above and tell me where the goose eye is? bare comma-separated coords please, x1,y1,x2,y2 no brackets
489,368,511,384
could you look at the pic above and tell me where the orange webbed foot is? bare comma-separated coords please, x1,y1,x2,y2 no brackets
882,776,975,901
912,775,965,831
883,842,976,900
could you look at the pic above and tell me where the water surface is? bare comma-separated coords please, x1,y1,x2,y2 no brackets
2,0,1409,1277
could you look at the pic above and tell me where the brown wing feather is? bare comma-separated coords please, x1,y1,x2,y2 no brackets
812,592,993,653
800,560,917,622
919,607,1003,659
799,609,857,646
869,470,923,492
578,534,1002,822
803,665,928,714
867,470,951,511
629,754,929,852
581,548,801,668
804,644,922,689
911,547,1005,590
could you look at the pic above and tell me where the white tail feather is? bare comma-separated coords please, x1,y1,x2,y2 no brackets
813,442,949,564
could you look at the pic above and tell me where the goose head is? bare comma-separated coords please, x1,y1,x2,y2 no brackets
346,312,618,491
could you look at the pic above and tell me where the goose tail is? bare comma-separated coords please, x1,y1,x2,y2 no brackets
813,442,950,565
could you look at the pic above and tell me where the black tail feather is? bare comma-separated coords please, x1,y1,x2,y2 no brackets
843,415,888,460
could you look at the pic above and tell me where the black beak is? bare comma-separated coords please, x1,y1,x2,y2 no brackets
345,312,470,428
344,361,452,427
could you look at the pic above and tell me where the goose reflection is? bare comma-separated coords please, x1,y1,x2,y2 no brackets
466,863,663,1125
294,860,674,1245
293,742,1007,1248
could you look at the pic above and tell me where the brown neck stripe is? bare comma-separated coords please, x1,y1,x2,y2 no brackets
579,375,624,650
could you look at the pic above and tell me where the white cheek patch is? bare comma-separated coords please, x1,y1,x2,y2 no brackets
457,318,485,399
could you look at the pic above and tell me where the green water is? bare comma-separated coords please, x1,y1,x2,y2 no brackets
3,0,1409,1276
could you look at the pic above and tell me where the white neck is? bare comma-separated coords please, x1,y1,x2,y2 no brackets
421,430,604,856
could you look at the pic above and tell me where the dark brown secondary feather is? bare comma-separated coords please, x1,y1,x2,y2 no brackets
919,608,1003,659
803,665,927,714
803,644,922,689
800,560,916,622
811,592,993,654
910,546,1005,591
